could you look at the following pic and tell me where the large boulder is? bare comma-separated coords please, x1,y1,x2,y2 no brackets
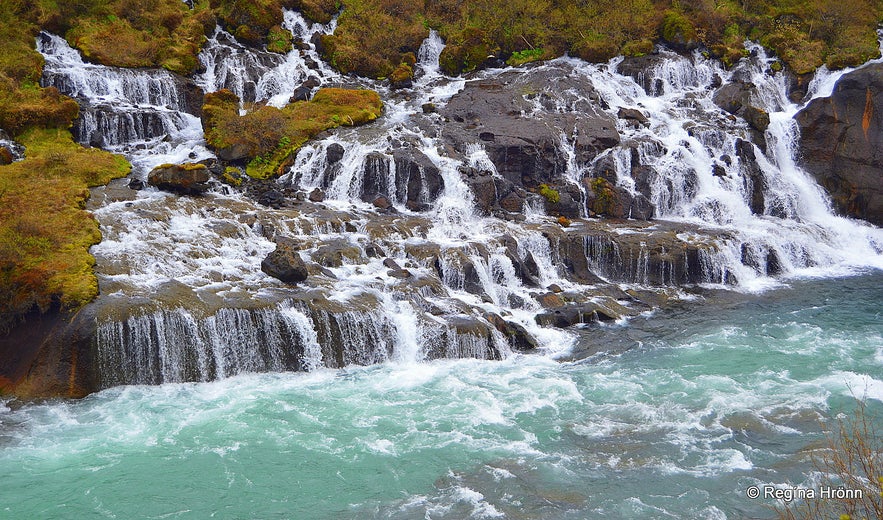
795,63,883,226
147,163,211,194
261,237,309,284
712,82,770,132
439,63,619,190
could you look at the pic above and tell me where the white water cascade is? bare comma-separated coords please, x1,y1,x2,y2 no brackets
35,20,883,387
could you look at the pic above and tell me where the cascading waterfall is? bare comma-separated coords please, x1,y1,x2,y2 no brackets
197,10,340,107
565,46,883,287
38,32,212,174
35,20,883,388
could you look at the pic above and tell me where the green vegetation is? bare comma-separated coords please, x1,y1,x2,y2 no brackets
266,24,293,53
0,128,129,328
316,0,883,77
538,183,560,204
319,0,426,77
202,87,382,179
589,177,615,216
27,0,216,75
507,48,545,67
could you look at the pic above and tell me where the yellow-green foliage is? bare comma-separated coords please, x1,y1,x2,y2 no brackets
0,2,80,135
389,62,413,83
321,0,882,77
267,24,293,53
590,177,615,215
538,183,560,204
54,0,216,75
0,128,130,322
203,88,382,179
221,166,244,186
320,0,427,77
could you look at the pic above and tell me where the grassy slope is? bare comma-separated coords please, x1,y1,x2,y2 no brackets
319,0,883,77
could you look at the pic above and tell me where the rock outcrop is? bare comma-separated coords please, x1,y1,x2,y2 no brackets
439,64,620,190
147,162,211,194
261,237,309,284
795,63,883,226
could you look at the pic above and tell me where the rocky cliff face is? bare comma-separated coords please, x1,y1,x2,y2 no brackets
795,63,883,226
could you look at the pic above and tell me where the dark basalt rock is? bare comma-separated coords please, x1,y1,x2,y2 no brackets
261,237,309,284
439,64,619,190
290,76,321,102
147,163,211,195
712,82,770,132
795,63,883,225
735,138,766,215
258,189,286,208
0,305,99,398
535,302,619,328
326,143,345,164
616,54,667,95
392,148,444,208
485,313,538,351
359,149,443,211
617,107,649,127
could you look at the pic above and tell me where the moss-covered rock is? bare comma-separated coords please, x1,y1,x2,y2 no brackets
266,24,294,54
202,88,382,179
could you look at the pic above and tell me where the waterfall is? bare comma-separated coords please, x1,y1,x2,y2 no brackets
35,22,883,388
37,32,212,173
95,300,506,387
197,10,341,107
570,47,883,286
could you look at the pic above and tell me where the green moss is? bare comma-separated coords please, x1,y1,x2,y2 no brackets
389,62,413,84
621,39,654,57
538,184,560,204
48,0,214,75
572,37,620,63
0,128,130,324
221,166,244,186
267,24,293,54
590,177,615,215
203,88,382,179
506,48,545,66
318,0,428,77
660,9,697,46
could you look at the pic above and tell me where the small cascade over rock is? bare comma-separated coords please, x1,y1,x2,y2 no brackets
197,10,341,107
38,33,202,149
30,18,883,394
37,32,212,175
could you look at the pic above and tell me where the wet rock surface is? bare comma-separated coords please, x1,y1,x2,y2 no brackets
261,237,309,284
796,63,883,226
438,64,620,189
147,163,211,194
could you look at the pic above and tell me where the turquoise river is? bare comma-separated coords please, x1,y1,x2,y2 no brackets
2,272,882,519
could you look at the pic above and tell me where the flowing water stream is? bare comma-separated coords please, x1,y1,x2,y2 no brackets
3,11,882,518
